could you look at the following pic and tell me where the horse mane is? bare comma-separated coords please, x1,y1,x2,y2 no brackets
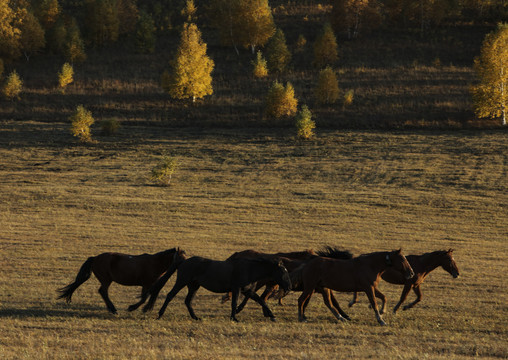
316,246,353,260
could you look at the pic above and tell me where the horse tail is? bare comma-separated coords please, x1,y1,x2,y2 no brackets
57,257,94,303
143,253,184,312
316,246,354,260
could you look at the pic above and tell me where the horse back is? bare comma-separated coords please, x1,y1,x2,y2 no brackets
94,252,163,286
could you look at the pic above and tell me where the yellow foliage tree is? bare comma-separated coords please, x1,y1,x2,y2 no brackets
252,50,268,78
2,70,22,100
315,66,340,105
19,10,46,61
0,0,22,60
65,18,86,63
472,23,508,126
58,62,73,92
236,0,275,53
165,22,214,102
295,105,316,139
313,23,338,68
36,0,61,30
265,81,298,120
70,105,94,142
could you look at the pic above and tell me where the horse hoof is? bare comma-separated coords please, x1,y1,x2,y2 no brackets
270,317,277,322
379,320,387,326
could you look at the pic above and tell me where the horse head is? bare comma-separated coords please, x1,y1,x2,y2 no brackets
389,249,415,280
442,249,460,278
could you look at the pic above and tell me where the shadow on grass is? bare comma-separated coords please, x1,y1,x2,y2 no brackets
0,304,127,320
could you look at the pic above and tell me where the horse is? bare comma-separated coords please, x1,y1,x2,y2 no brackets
297,249,414,325
57,247,186,314
231,247,354,319
348,249,459,313
142,256,291,322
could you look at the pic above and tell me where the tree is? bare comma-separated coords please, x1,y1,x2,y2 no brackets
181,0,197,23
313,23,338,68
164,22,214,102
19,10,46,61
134,10,156,54
85,0,120,47
472,23,508,126
265,81,298,120
315,66,340,105
265,28,291,74
65,18,86,63
252,50,268,78
58,62,73,92
331,0,382,39
70,105,94,142
0,0,22,60
295,105,316,139
3,70,23,100
208,0,275,54
35,0,61,30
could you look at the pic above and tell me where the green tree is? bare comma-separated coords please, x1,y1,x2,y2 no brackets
265,81,298,120
19,10,45,61
58,62,73,92
313,23,338,68
3,70,23,100
85,0,120,47
315,66,340,105
70,105,95,142
265,28,291,74
252,50,268,78
295,105,315,139
151,154,178,186
472,23,508,126
134,10,156,54
164,22,214,102
65,18,86,63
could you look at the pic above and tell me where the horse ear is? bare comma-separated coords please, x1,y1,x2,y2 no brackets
397,248,402,253
448,248,454,253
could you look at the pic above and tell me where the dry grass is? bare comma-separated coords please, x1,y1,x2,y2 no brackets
0,122,506,358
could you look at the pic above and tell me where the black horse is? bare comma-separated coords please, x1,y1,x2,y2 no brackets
143,256,292,322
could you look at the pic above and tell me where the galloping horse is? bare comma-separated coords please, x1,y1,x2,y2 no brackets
143,256,291,322
348,249,460,313
57,247,186,314
298,249,414,325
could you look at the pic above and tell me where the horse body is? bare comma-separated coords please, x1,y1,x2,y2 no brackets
57,248,186,314
298,249,414,325
349,249,460,313
143,256,291,322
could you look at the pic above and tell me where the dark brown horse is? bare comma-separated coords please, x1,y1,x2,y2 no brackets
57,247,186,314
143,256,291,322
298,249,414,325
348,249,460,313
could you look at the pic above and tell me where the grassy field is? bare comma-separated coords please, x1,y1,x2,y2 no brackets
0,122,506,358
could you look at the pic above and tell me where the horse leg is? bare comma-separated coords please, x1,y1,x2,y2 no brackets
98,281,117,314
298,289,314,322
330,290,351,320
349,292,358,307
184,284,201,320
230,288,241,322
157,282,186,319
320,289,347,322
403,285,422,311
128,285,149,312
221,292,232,304
374,288,387,315
243,290,276,321
393,283,412,313
234,293,250,315
365,286,385,326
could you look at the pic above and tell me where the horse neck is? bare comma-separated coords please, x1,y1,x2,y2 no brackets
362,252,392,275
417,252,443,274
155,249,177,270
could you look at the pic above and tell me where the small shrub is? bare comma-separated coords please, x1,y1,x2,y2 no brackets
295,34,306,52
3,70,23,100
70,105,94,142
252,51,268,78
58,63,74,93
100,118,120,135
151,155,178,186
295,105,315,139
343,89,354,109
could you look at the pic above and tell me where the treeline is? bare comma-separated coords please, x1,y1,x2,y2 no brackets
1,0,506,65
